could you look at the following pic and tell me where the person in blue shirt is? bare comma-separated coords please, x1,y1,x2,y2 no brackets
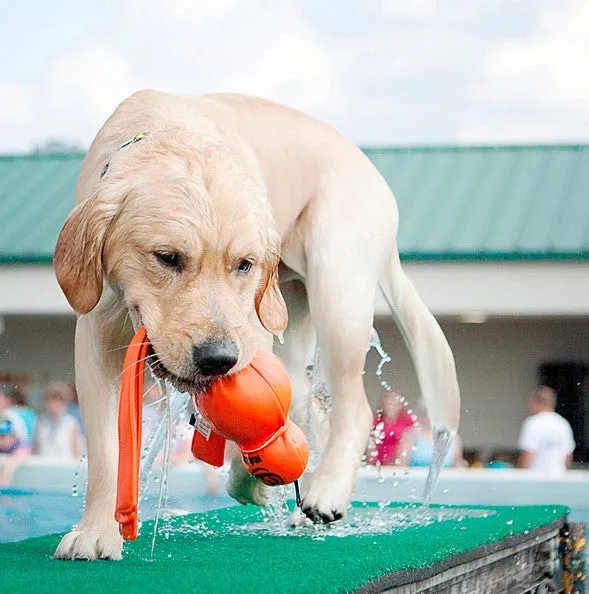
8,388,37,445
0,386,32,486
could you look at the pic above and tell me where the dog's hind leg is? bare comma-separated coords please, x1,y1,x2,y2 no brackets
54,297,132,560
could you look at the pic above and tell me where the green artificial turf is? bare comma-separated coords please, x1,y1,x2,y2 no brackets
0,502,567,594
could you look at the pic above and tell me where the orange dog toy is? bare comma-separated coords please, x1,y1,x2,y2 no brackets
191,349,309,486
116,327,308,540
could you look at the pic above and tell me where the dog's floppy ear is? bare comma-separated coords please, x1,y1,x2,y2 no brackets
255,256,288,338
54,193,119,315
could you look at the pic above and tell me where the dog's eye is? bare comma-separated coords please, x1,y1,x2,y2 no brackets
154,251,182,269
237,259,253,274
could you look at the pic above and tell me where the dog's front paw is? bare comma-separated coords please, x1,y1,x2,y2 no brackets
226,465,272,506
54,523,123,561
299,466,354,524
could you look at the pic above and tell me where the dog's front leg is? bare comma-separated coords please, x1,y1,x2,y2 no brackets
54,304,130,560
226,450,272,506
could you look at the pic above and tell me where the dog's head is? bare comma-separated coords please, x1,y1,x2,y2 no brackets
54,129,287,392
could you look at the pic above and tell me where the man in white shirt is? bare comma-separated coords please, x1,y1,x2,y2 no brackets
517,386,575,476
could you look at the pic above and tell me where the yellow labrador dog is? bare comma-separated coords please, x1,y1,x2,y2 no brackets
53,90,460,560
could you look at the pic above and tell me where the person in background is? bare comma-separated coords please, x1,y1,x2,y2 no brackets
0,387,29,446
517,386,575,476
367,389,415,466
486,449,517,469
462,448,484,469
35,382,83,459
0,386,31,486
0,419,32,486
397,402,465,468
8,388,37,445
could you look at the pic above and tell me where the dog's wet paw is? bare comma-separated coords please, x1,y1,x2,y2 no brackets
298,467,353,524
300,504,344,524
226,466,271,506
54,525,123,561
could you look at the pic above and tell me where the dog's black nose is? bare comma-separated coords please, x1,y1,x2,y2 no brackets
192,341,239,376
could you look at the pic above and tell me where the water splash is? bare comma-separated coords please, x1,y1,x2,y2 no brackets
150,380,174,558
304,327,454,506
423,426,456,503
129,372,191,557
367,328,392,376
304,347,331,472
260,485,290,524
305,328,397,474
219,506,496,540
139,377,190,497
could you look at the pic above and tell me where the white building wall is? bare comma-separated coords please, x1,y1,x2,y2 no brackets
2,262,589,316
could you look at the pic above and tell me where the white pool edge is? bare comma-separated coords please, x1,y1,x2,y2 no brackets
2,455,588,509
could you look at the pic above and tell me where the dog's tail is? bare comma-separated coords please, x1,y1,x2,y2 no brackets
378,248,460,430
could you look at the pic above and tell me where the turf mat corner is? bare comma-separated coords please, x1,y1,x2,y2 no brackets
0,502,568,594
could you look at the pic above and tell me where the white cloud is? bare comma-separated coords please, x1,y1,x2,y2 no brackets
485,1,589,111
0,81,34,126
120,0,345,116
36,44,142,148
124,0,242,27
462,0,589,141
222,10,345,114
380,0,443,20
48,45,137,119
0,81,35,152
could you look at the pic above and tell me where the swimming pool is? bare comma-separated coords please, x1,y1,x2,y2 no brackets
0,488,235,543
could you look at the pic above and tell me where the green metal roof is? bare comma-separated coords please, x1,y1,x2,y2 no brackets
1,144,589,264
0,153,84,264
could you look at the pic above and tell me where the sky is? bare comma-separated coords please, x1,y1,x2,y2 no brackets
1,0,589,153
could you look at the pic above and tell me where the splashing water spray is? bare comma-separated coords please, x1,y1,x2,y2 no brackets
305,327,454,506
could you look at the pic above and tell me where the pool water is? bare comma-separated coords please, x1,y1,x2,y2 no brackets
0,489,235,543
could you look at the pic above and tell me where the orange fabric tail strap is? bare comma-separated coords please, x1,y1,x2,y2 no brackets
115,326,149,540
